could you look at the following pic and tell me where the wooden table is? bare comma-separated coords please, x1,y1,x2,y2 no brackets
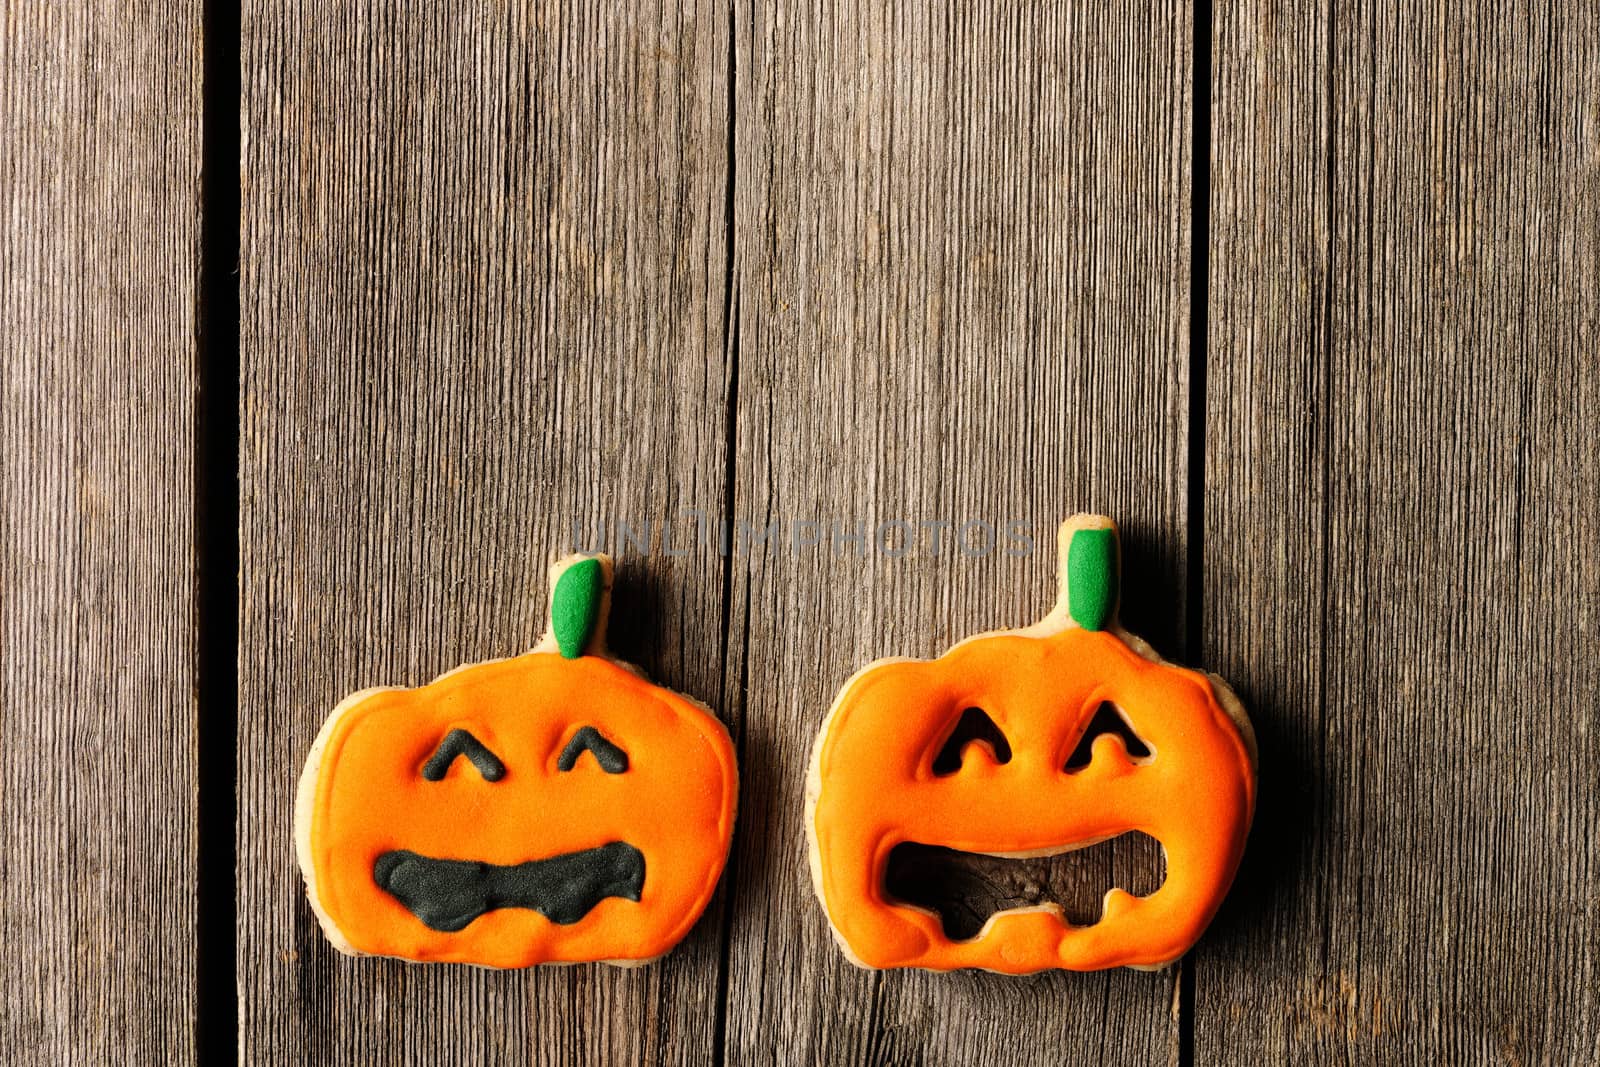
5,2,1597,1063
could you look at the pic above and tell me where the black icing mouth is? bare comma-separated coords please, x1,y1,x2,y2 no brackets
884,832,1164,940
373,842,646,932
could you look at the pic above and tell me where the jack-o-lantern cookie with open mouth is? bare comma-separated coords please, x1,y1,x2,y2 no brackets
807,514,1255,973
295,555,738,968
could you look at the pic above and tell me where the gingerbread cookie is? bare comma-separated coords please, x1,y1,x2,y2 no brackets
295,555,738,968
806,515,1255,973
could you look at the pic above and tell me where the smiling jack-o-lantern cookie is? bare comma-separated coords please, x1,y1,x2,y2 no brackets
806,514,1256,973
295,555,738,968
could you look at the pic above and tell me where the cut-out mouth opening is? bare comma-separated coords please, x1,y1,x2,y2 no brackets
374,841,645,933
883,831,1165,941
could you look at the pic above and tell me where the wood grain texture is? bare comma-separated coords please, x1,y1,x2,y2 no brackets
721,3,1193,1064
1,2,201,1063
238,3,732,1062
1203,2,1600,1062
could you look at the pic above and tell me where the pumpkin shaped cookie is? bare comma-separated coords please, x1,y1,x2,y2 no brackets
295,555,737,968
806,515,1255,973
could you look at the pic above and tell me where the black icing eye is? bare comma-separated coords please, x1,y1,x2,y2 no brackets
557,726,629,774
422,728,506,782
931,707,1012,776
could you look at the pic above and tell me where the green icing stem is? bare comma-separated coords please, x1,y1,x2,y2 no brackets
1066,528,1117,631
552,558,603,658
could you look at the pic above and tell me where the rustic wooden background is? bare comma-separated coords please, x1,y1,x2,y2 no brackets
4,1,1597,1064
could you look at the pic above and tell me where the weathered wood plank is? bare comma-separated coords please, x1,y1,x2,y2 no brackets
238,3,732,1062
1203,2,1600,1061
0,2,201,1063
722,4,1193,1063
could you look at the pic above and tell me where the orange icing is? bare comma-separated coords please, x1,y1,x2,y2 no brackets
808,519,1255,973
300,631,737,968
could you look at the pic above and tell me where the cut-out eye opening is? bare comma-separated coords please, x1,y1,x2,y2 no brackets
931,707,1012,776
557,726,629,774
1064,701,1151,772
422,728,506,782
